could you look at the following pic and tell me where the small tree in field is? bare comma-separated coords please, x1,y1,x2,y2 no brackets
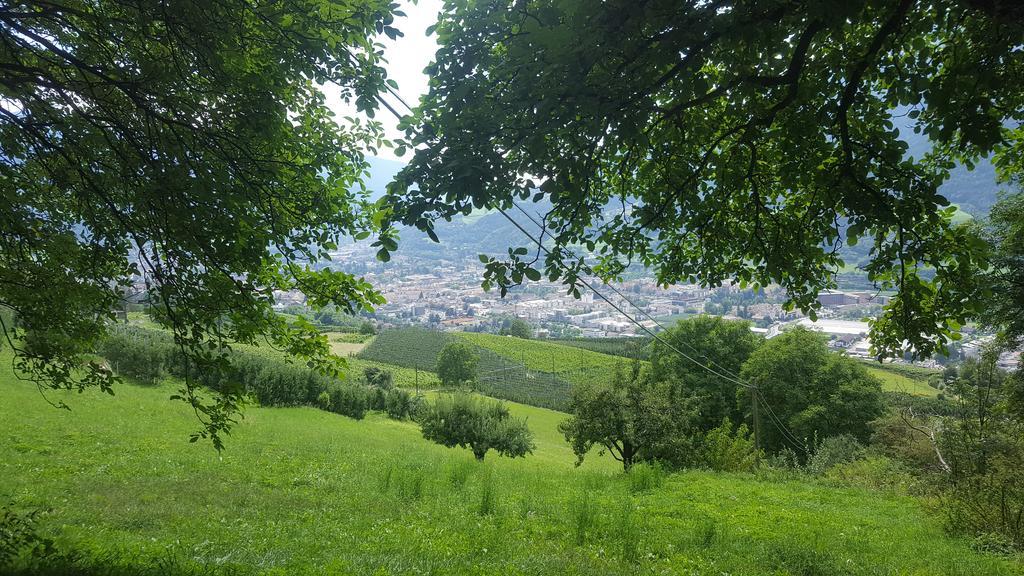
559,361,698,471
418,394,534,461
436,342,479,388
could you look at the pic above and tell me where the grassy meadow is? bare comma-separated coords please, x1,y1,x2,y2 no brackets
864,366,940,397
2,352,1021,575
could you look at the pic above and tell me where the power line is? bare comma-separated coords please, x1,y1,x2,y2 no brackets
512,202,750,382
367,90,808,451
507,203,808,453
494,206,757,390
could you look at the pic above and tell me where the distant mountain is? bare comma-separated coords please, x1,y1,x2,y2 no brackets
363,156,405,200
896,119,1007,216
362,127,1006,263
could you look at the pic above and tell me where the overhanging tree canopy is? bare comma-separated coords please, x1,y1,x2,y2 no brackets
388,0,1024,358
0,0,401,446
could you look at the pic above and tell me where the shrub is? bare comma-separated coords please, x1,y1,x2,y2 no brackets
384,388,412,420
627,462,664,493
316,391,331,410
98,326,373,419
328,385,367,420
418,394,534,461
0,506,52,567
363,367,393,390
698,418,760,472
945,456,1024,551
824,455,920,493
805,434,865,476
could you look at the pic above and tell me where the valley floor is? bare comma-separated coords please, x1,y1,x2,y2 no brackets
1,358,1021,575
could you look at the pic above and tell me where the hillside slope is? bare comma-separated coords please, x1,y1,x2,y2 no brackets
1,360,1019,575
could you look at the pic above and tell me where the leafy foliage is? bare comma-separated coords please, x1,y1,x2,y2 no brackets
739,327,885,454
981,191,1024,348
0,506,53,568
436,341,479,388
0,0,398,447
499,318,533,339
98,326,372,421
417,394,535,461
649,316,761,431
939,353,1024,549
388,0,1024,359
559,362,699,471
698,419,760,473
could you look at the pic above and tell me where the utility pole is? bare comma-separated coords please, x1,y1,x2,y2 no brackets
751,387,762,462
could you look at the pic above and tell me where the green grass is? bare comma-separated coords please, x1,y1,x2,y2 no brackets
2,355,1020,575
548,336,651,359
455,332,637,382
358,327,452,372
862,365,940,398
361,329,579,410
346,357,442,390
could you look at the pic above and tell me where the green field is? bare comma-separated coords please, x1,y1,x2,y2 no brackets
547,336,651,359
866,366,940,397
358,327,453,372
361,329,577,410
348,357,442,390
2,355,1020,575
454,332,637,382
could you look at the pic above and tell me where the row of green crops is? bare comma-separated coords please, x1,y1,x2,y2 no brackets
549,336,652,359
358,327,454,371
455,332,639,384
359,329,646,411
98,326,418,420
359,328,572,409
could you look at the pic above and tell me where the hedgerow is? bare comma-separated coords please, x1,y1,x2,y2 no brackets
96,326,419,420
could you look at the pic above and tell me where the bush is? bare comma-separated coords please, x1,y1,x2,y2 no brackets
824,455,920,493
327,384,367,420
0,506,53,567
945,456,1024,551
805,435,865,476
384,388,412,420
363,366,393,390
418,394,534,461
98,326,373,419
627,462,664,493
316,391,331,410
698,418,760,472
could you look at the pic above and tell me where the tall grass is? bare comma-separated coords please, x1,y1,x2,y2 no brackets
2,359,1020,576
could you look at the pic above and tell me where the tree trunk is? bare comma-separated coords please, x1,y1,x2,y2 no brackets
472,444,487,461
621,441,636,472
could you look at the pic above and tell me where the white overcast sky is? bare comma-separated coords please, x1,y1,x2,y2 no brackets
325,0,443,161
